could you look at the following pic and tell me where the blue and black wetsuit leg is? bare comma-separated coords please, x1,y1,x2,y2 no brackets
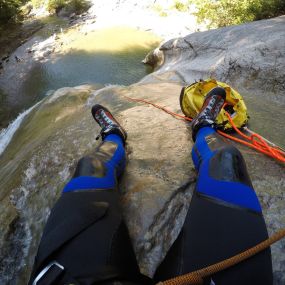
154,127,273,285
29,134,149,285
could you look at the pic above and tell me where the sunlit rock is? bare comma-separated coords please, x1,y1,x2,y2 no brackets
0,16,284,285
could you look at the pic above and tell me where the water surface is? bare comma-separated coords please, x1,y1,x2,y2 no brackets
0,26,160,128
245,95,284,149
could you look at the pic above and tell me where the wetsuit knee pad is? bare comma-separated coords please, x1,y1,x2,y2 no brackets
63,138,126,193
74,156,106,177
197,145,262,213
74,140,124,178
209,146,253,187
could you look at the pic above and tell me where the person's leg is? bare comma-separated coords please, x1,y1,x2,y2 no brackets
154,87,273,285
29,105,149,285
63,133,126,192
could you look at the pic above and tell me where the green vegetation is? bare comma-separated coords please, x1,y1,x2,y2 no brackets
47,0,90,14
47,0,65,14
153,1,190,15
1,0,285,29
0,0,25,24
153,0,285,26
192,0,285,28
152,3,168,17
31,0,44,9
0,0,90,25
173,0,189,12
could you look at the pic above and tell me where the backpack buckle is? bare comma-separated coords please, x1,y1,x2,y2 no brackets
32,261,64,285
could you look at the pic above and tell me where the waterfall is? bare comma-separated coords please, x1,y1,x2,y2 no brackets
0,102,41,156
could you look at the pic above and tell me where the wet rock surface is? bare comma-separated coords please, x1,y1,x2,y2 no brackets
0,16,284,285
0,82,196,284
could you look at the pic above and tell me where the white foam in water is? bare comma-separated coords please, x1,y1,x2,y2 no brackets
0,102,41,156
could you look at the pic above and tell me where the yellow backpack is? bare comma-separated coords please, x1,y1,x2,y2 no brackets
179,78,249,131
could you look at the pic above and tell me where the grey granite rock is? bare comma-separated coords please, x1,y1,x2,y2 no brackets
144,16,285,104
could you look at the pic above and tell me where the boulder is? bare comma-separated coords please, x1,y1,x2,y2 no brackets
143,16,285,104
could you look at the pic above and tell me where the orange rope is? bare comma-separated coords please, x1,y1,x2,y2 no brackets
218,113,285,163
123,95,285,163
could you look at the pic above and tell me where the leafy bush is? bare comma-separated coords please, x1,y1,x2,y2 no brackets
68,0,90,14
47,0,90,14
192,0,285,28
252,0,285,20
173,0,189,12
0,0,23,23
31,0,45,9
152,3,168,17
47,0,64,13
21,2,33,15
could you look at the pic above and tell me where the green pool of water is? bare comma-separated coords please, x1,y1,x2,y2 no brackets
24,27,160,99
1,26,160,128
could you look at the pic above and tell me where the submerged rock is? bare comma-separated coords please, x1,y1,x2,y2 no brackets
142,47,164,67
0,16,284,284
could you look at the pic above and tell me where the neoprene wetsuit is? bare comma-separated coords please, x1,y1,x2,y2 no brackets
29,128,273,285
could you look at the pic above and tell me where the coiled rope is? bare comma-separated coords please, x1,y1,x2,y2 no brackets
123,96,285,163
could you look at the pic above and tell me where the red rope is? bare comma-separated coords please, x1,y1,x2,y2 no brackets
123,95,285,163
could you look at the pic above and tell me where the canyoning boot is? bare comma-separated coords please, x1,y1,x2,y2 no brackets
92,104,127,143
191,86,226,141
